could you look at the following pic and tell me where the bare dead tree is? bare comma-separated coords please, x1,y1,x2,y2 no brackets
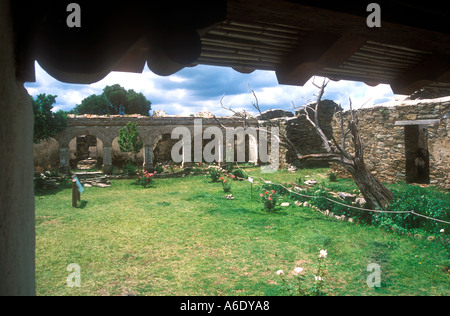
215,84,305,160
215,80,393,210
296,78,394,210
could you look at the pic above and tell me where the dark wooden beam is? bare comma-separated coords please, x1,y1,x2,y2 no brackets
227,0,450,56
390,54,450,94
276,32,366,85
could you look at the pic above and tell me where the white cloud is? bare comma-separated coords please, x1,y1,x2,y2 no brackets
25,62,395,115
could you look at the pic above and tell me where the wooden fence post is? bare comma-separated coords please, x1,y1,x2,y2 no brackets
72,177,78,207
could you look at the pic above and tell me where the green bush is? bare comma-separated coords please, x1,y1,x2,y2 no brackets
260,189,278,212
34,172,46,190
261,181,448,237
232,168,248,180
123,162,137,176
207,165,224,182
136,170,156,188
373,186,450,236
328,172,338,182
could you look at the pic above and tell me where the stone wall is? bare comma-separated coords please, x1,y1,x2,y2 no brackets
264,100,340,168
33,99,449,189
329,97,450,189
270,97,449,189
34,115,259,172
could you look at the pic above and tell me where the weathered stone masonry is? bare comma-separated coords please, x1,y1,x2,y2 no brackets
330,98,450,189
34,98,449,190
271,97,450,189
35,115,260,174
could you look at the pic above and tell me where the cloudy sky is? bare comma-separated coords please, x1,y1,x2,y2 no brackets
25,61,398,116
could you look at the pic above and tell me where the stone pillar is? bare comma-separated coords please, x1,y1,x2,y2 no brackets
0,0,36,295
59,146,70,174
248,132,258,165
103,145,113,174
143,144,154,171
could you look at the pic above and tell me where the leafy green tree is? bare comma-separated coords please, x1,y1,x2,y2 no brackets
74,84,151,115
31,94,67,144
117,122,144,163
126,89,151,115
73,94,111,115
103,84,127,114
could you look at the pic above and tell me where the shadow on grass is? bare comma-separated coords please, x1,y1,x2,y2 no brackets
130,181,157,189
34,182,72,197
78,200,88,209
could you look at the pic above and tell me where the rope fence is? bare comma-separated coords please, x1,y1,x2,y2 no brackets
233,162,450,226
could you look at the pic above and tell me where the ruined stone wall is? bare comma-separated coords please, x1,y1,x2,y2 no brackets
272,97,449,189
267,100,340,168
34,115,259,171
330,98,450,189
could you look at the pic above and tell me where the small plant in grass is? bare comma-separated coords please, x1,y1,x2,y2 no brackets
219,175,234,192
232,168,248,180
136,170,157,188
328,172,338,182
207,165,225,182
260,189,277,212
277,249,328,296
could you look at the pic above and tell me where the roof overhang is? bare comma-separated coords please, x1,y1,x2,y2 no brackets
12,0,450,94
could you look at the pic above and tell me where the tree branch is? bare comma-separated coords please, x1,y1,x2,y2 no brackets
297,152,354,167
301,77,332,152
248,83,262,116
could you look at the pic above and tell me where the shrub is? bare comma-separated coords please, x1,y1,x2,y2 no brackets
277,249,328,296
136,170,157,188
232,168,248,180
155,163,164,174
373,186,450,236
34,172,46,190
220,176,233,193
123,162,137,176
328,172,338,182
207,165,225,182
260,189,278,212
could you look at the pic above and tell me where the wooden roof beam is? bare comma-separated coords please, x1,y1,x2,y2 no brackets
390,53,450,94
276,32,366,85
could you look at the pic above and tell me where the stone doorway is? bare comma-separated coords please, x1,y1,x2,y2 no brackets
69,135,103,170
396,119,440,184
404,125,430,184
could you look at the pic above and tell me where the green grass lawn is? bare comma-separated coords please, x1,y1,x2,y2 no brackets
34,168,450,296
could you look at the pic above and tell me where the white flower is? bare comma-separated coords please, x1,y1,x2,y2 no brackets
293,267,303,275
319,249,328,258
314,276,322,281
440,229,445,233
276,270,284,275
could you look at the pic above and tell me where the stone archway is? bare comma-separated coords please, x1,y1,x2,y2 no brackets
54,127,111,174
67,135,104,171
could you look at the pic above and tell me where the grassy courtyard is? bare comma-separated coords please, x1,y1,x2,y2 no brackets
34,168,450,296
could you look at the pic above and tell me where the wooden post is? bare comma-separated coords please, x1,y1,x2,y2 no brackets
72,175,82,208
248,177,254,201
72,178,78,207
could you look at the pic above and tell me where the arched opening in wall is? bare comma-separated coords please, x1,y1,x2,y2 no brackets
111,136,144,168
68,135,103,170
154,133,179,165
